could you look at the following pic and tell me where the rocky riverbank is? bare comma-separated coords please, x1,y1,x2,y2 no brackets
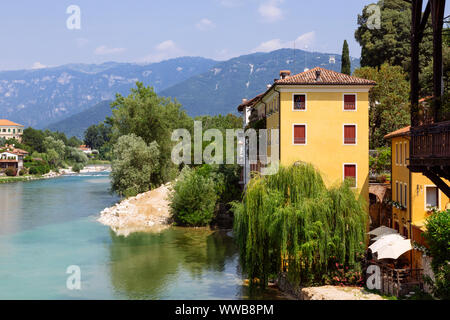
98,183,172,236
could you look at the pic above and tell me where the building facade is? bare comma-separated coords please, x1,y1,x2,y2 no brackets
238,67,375,202
0,119,25,141
0,145,28,175
385,127,450,268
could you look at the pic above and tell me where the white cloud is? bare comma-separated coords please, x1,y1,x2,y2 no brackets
31,62,47,70
94,45,126,55
141,40,185,63
253,32,316,52
196,18,215,31
258,0,283,22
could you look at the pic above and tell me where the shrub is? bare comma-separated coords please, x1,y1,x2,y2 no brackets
18,169,26,176
72,163,84,173
110,134,161,197
5,168,16,176
169,167,218,227
28,164,50,175
422,209,450,300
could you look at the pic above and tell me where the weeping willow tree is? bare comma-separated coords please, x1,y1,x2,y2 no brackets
232,163,367,288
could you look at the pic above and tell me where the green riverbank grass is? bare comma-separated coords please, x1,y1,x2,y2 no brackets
0,175,45,184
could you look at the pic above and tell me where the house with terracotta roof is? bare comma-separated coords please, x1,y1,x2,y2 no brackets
238,67,376,203
384,126,450,270
0,119,25,142
0,144,29,175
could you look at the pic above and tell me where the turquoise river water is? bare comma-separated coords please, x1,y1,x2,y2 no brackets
0,173,284,300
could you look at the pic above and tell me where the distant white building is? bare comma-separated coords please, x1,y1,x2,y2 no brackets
329,56,336,64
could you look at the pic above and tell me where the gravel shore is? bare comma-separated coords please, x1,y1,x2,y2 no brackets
98,183,172,236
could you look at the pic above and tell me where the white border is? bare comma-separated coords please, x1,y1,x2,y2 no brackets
292,123,307,145
343,124,357,145
292,93,307,112
343,163,357,188
424,185,441,211
343,93,357,112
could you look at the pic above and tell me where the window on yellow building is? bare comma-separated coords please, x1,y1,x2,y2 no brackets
426,186,439,209
343,94,356,110
344,164,357,188
344,125,356,144
293,94,306,111
395,144,399,165
293,124,306,144
399,142,403,166
404,183,408,208
396,181,399,201
404,142,408,165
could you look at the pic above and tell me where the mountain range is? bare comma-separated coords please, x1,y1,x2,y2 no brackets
0,49,360,138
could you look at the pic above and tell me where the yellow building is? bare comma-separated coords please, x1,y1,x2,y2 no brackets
0,119,24,142
238,67,375,202
385,126,450,267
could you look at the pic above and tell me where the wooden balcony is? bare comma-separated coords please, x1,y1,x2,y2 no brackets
409,121,450,197
410,121,450,168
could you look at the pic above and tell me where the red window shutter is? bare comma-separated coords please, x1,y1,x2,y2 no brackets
294,125,306,144
344,94,356,110
344,164,356,186
344,125,356,144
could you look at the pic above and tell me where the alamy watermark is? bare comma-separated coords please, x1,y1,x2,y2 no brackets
171,121,280,176
66,5,81,30
66,265,81,290
366,2,382,30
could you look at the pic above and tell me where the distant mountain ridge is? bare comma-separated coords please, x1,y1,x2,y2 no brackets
160,49,360,116
4,49,360,135
0,57,217,128
46,100,113,138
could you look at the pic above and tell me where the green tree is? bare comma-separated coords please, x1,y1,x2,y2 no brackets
341,40,351,75
355,0,433,74
109,82,192,186
43,136,66,167
67,136,83,148
169,166,218,227
66,147,88,164
422,210,450,300
354,63,410,148
22,127,46,153
110,134,161,197
232,164,367,288
84,122,111,150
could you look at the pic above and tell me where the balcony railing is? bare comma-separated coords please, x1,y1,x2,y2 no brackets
410,121,450,163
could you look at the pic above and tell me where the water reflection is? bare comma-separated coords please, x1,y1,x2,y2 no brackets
107,228,239,299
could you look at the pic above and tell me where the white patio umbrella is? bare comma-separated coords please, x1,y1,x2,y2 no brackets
373,233,405,241
377,239,412,260
367,226,398,237
369,234,405,253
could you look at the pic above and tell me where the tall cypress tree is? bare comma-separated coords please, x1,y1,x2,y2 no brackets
341,40,351,75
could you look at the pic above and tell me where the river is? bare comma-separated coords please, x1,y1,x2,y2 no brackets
0,173,285,300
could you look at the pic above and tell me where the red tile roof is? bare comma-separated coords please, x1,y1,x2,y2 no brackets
275,67,376,86
384,126,411,140
0,119,23,127
237,93,265,112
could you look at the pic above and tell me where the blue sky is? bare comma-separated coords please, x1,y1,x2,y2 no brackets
0,0,440,70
